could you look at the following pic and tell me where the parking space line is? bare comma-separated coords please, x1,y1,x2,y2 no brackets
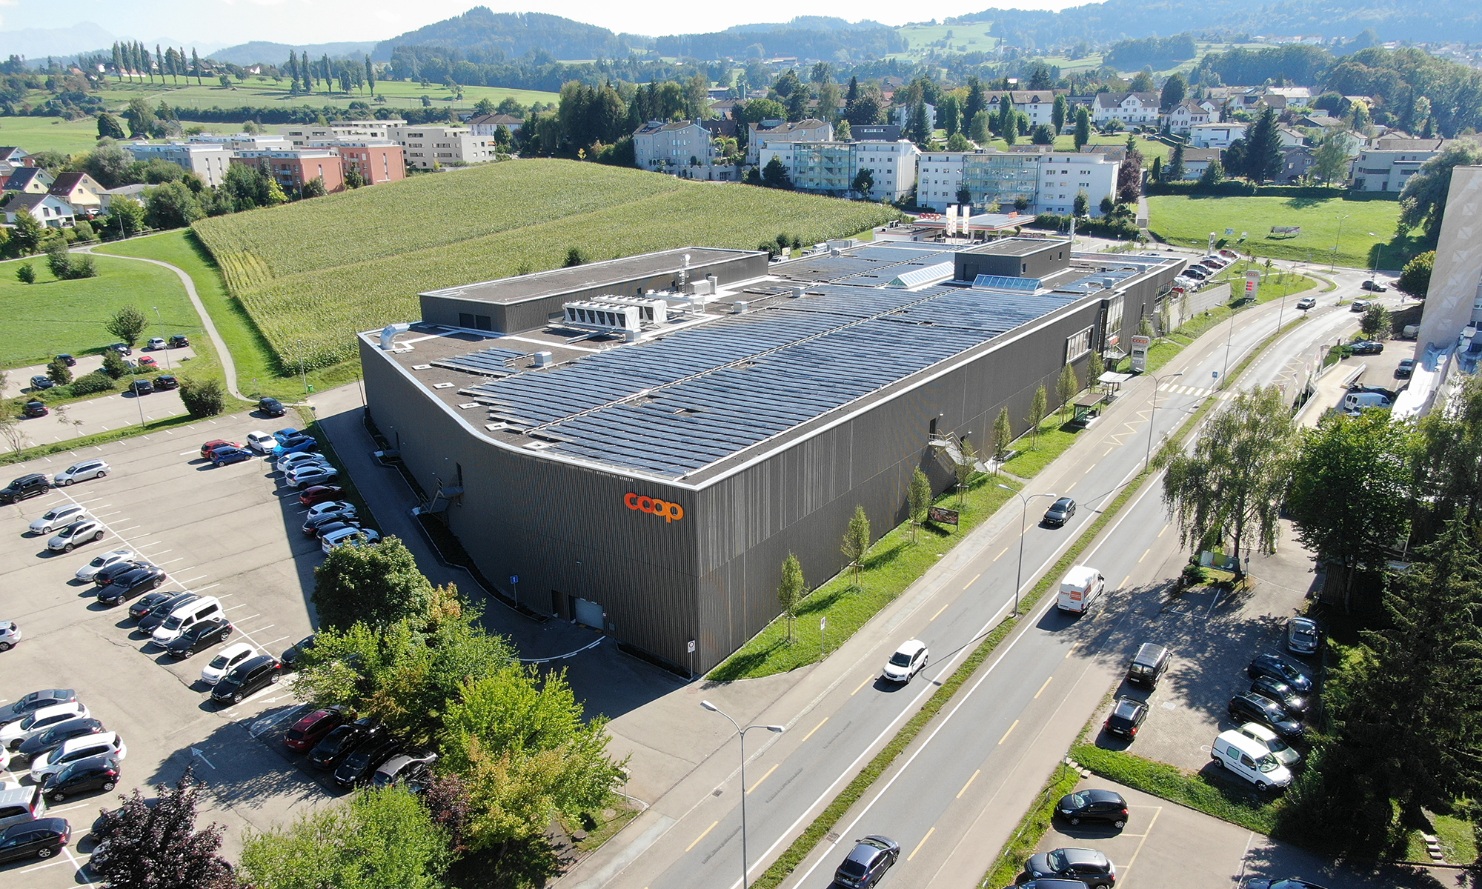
685,820,718,852
260,635,289,648
191,582,220,593
800,717,828,744
110,525,139,534
907,826,934,861
229,612,261,623
747,763,777,794
955,769,980,799
250,704,307,738
247,624,275,634
1118,805,1161,879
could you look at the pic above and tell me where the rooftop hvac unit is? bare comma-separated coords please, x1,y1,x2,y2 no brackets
691,279,714,296
592,295,669,325
533,351,553,368
561,301,642,334
790,286,804,298
732,300,750,314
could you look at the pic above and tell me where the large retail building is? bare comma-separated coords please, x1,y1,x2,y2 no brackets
359,239,1183,673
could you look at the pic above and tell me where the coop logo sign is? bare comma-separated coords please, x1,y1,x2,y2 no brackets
625,492,685,523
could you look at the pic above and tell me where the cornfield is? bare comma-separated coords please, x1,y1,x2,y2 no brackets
193,160,900,370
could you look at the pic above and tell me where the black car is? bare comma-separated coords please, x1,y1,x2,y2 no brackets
1056,789,1129,828
0,473,49,505
1247,654,1313,694
96,565,166,606
0,817,70,863
0,689,77,728
1103,697,1147,740
108,343,132,355
833,835,899,888
22,400,47,418
308,717,382,769
372,751,438,790
128,590,176,621
334,736,403,788
129,379,154,396
55,354,76,367
310,520,362,541
1246,880,1330,889
258,397,287,417
1249,676,1309,716
95,559,151,588
42,753,119,801
138,593,199,635
303,512,358,537
89,798,159,842
29,375,54,391
1395,359,1415,379
281,633,316,670
16,717,105,763
1347,339,1384,355
168,335,190,349
211,654,282,705
165,617,234,657
1361,279,1388,292
1024,848,1117,889
1043,497,1077,527
154,374,179,391
1228,692,1306,741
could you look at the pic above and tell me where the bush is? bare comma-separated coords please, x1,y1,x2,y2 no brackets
69,372,117,396
178,376,225,417
45,358,72,387
15,263,34,284
101,350,129,379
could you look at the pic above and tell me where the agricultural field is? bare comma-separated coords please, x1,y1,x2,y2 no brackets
0,254,205,368
894,21,998,57
192,160,900,368
0,115,108,156
1146,194,1410,269
73,78,559,116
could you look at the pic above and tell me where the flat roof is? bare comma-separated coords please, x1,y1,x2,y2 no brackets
420,247,751,307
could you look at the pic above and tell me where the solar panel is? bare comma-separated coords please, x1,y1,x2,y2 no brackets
972,274,1041,292
432,346,525,377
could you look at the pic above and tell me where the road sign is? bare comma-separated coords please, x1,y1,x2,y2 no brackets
510,575,519,585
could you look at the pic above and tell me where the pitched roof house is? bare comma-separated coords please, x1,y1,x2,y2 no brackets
1,192,77,228
3,166,55,195
1092,92,1159,126
48,172,106,212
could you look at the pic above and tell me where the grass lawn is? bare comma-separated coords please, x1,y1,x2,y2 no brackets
0,253,207,369
1147,194,1417,270
1071,743,1281,834
981,765,1084,889
893,21,998,56
0,116,109,156
75,78,558,117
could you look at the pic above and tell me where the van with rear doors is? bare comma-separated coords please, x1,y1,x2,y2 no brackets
1057,565,1105,615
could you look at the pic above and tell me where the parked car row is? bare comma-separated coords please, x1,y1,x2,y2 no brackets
0,688,127,806
1173,252,1235,294
1211,646,1320,792
282,706,437,792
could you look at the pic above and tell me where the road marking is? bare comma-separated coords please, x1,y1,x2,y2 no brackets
1120,805,1162,876
962,573,980,590
998,719,1019,745
1121,575,1132,589
955,770,980,799
747,764,777,794
851,676,872,696
1158,524,1169,538
930,601,951,621
907,827,935,862
685,820,718,852
1138,548,1150,563
1034,676,1053,699
800,717,828,744
994,546,1009,560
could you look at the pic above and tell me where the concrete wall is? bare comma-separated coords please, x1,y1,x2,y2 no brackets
1417,165,1482,352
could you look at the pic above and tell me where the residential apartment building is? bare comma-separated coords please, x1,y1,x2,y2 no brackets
1032,153,1120,216
233,148,346,194
332,140,407,186
1092,92,1159,126
1349,137,1450,193
1189,123,1249,150
285,119,403,147
746,118,831,166
983,91,1065,128
465,113,524,137
892,102,937,131
633,119,731,179
387,124,496,169
124,142,232,187
189,134,291,152
760,140,918,201
1161,101,1212,136
915,150,1117,215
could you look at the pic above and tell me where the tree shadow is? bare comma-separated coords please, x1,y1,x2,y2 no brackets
862,538,911,571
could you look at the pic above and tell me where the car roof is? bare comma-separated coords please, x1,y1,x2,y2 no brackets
1082,788,1123,803
1056,847,1109,866
2,816,67,837
1113,697,1145,714
894,639,926,656
215,641,255,658
59,731,118,753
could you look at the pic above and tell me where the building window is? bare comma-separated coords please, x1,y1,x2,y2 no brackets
1066,326,1092,362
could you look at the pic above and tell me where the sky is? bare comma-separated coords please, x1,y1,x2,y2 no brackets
6,0,1080,51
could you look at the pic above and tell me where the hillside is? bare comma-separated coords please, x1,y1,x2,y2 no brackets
372,8,646,62
654,17,907,61
190,161,898,370
210,40,378,66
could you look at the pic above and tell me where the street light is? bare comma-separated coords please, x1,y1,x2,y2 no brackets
699,701,784,889
998,485,1057,616
153,306,170,370
1367,232,1386,283
1145,372,1183,471
1330,212,1350,271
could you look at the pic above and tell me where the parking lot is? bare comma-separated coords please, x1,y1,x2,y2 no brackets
0,411,352,884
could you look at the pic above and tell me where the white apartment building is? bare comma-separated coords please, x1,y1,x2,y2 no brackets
1161,101,1212,136
983,91,1064,128
188,134,291,152
386,124,496,169
746,118,832,166
285,119,404,147
123,141,232,187
1349,137,1453,193
1033,153,1120,216
1092,92,1159,126
633,119,726,179
916,150,1117,216
1189,123,1249,149
760,140,918,202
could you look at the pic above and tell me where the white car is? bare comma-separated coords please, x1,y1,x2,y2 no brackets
201,642,256,686
75,548,136,582
288,465,340,489
322,526,380,554
304,501,357,523
0,620,19,652
0,701,90,749
246,431,277,454
881,639,929,683
47,518,105,553
146,337,167,350
53,459,109,486
1296,296,1317,310
29,504,88,535
30,731,125,782
277,451,329,472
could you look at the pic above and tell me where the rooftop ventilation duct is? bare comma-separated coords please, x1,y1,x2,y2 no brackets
379,323,410,350
532,351,553,367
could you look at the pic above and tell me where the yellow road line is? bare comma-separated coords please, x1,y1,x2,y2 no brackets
931,601,951,621
800,717,828,744
995,546,1010,560
748,763,778,794
686,820,718,852
999,719,1019,745
1138,549,1149,563
852,676,872,696
1158,524,1169,538
956,769,981,799
1121,575,1132,589
963,572,981,589
907,826,936,862
1035,676,1053,699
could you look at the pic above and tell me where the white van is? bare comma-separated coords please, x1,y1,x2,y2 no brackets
151,596,223,646
1236,722,1301,768
1343,391,1392,412
1057,565,1105,614
1211,729,1292,790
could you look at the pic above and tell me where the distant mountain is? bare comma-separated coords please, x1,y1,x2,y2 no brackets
373,8,645,62
210,41,378,66
654,16,907,61
956,0,1482,46
0,22,115,60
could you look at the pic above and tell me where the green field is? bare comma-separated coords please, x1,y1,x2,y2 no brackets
894,21,998,56
1146,195,1410,269
191,160,900,369
77,78,559,117
0,116,110,156
975,133,1171,164
0,254,206,368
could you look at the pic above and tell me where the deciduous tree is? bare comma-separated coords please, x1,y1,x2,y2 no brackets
177,375,224,417
777,553,803,640
89,768,233,889
954,438,978,506
1360,304,1392,340
841,505,870,586
992,406,1012,469
1399,142,1482,244
105,305,149,346
909,467,931,541
46,357,71,386
1396,250,1433,299
1028,384,1049,447
313,536,434,630
1057,364,1078,418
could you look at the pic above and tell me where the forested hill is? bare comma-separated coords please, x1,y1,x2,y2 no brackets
653,17,907,62
958,0,1482,46
371,8,647,62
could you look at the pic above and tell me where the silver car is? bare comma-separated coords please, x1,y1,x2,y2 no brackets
1286,617,1321,656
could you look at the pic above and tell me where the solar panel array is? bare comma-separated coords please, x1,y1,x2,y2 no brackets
432,346,526,377
888,262,954,289
465,280,1078,478
1051,265,1141,295
973,274,1042,292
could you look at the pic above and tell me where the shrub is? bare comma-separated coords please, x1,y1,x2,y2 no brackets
69,372,117,396
15,263,34,284
101,350,129,379
45,358,72,387
178,376,225,417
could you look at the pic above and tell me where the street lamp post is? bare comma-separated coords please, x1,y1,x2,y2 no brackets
998,485,1056,616
700,701,784,889
1330,213,1350,271
1145,372,1183,471
153,306,170,370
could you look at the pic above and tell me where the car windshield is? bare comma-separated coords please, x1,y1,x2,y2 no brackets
1256,754,1283,773
1046,850,1068,870
1264,735,1292,753
1068,791,1087,807
888,651,913,667
162,615,185,630
208,653,232,669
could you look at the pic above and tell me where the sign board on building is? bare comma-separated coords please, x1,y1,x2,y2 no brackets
1130,333,1152,373
928,506,960,526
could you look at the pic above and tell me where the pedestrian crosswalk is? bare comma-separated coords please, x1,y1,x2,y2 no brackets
1159,382,1217,397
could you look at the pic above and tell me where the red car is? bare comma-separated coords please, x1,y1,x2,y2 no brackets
298,485,345,507
136,355,158,369
283,706,351,753
199,439,242,459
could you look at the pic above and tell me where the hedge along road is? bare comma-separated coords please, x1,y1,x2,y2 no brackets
77,240,247,401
